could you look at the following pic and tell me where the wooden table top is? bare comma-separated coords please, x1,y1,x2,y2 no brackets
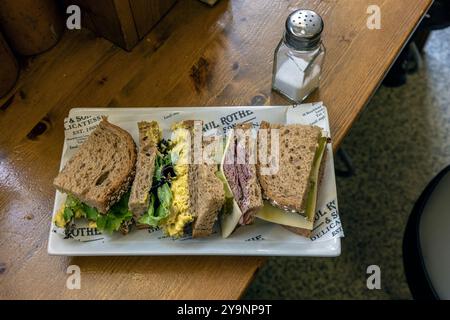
0,0,431,299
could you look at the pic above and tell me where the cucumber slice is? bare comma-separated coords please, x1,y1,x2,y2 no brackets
305,136,328,222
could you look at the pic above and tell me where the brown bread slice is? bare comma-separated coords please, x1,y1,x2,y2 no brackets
53,118,137,214
192,137,225,238
257,121,322,213
282,148,328,237
128,121,161,219
192,162,225,237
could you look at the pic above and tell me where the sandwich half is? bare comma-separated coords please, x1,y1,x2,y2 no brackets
222,124,263,225
128,121,167,228
218,124,264,238
53,118,137,234
191,136,226,237
256,121,328,236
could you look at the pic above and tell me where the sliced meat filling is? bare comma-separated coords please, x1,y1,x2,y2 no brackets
223,139,257,225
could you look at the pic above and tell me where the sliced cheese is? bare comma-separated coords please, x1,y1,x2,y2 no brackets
256,201,314,230
220,200,244,238
219,132,244,238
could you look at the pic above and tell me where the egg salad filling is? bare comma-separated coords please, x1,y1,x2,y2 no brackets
144,123,162,146
161,128,194,237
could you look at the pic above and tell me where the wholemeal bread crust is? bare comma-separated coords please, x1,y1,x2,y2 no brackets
257,121,322,213
192,162,225,237
282,148,329,237
53,118,137,214
128,121,160,219
192,136,225,237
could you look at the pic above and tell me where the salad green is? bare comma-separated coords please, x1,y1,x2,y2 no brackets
137,141,175,227
58,192,133,234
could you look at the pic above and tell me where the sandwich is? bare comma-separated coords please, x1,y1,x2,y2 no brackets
220,124,264,237
53,118,137,234
256,121,328,236
162,120,225,238
127,120,225,238
128,121,169,228
191,135,227,237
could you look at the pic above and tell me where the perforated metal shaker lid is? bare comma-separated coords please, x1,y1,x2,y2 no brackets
284,9,324,50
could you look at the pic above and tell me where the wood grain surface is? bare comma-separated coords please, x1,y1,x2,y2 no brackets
0,0,431,299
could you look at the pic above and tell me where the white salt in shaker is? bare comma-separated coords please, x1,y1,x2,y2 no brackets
272,9,325,103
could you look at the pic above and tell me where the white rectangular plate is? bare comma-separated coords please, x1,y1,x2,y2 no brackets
48,103,343,256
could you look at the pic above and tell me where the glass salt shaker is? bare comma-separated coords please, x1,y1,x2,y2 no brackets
272,9,325,103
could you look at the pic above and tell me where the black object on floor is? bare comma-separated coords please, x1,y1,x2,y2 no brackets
335,148,355,178
383,0,450,87
383,46,409,87
403,165,450,300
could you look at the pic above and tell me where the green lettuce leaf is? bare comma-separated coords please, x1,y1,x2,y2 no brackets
157,182,172,205
59,193,132,234
82,204,99,221
62,195,86,222
96,192,133,234
63,207,75,222
66,195,82,208
155,205,170,221
137,193,157,226
134,140,174,228
154,153,172,182
137,184,172,227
